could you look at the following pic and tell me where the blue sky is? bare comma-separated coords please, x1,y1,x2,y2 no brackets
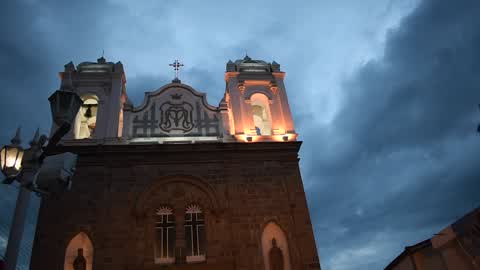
1,0,480,269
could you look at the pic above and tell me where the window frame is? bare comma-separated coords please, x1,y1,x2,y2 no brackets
154,207,176,264
184,204,206,263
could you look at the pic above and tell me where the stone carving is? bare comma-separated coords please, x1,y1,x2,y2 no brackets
269,238,284,270
159,96,195,133
130,88,220,137
73,248,87,270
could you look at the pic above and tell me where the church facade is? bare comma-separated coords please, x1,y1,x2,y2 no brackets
30,56,321,270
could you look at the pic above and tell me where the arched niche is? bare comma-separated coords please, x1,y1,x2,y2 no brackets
261,221,291,270
74,94,99,139
134,174,221,218
250,93,272,135
64,232,94,270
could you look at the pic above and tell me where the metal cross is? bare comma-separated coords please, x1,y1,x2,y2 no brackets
169,60,184,79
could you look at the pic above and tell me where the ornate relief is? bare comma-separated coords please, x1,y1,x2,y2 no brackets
186,204,202,214
238,83,246,94
134,175,221,217
270,84,278,95
159,94,195,133
128,85,221,138
155,206,173,216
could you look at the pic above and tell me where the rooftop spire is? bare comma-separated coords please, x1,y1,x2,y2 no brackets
11,127,21,145
29,128,40,146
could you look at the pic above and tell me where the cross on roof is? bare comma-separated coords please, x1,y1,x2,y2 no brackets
169,60,184,81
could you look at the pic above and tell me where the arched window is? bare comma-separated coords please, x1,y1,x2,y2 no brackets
64,232,93,270
154,206,175,264
251,93,272,135
261,222,291,270
185,204,206,263
74,95,98,139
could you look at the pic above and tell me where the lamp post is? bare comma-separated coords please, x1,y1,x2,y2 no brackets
1,89,82,270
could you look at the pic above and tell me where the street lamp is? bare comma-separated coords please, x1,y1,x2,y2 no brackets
1,89,82,270
0,128,24,180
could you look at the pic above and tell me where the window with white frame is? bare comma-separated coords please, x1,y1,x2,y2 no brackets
184,204,206,263
154,207,175,264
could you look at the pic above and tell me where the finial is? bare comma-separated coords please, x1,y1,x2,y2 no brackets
97,50,106,64
11,127,21,145
29,128,40,146
64,61,75,72
244,51,251,61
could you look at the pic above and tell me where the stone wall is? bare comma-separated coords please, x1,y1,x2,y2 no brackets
30,142,320,270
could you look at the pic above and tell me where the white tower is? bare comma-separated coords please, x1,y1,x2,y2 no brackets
54,57,127,143
224,55,297,142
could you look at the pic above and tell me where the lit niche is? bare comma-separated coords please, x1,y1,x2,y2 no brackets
74,95,98,139
64,232,94,270
250,93,272,136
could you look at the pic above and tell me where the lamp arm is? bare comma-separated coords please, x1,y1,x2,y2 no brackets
39,122,71,162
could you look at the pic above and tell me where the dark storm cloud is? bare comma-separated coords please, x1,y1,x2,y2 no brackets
0,0,121,144
1,0,478,270
0,1,121,268
301,0,480,268
125,67,222,107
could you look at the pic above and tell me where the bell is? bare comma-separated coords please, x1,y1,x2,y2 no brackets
84,105,92,118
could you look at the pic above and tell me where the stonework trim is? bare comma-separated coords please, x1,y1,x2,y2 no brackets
126,83,219,113
133,174,221,217
244,88,275,101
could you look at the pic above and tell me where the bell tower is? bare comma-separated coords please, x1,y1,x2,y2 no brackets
54,56,127,142
224,55,296,142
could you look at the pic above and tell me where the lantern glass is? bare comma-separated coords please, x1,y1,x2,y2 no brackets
0,145,24,178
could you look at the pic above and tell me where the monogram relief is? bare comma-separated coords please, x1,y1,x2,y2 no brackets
159,94,195,133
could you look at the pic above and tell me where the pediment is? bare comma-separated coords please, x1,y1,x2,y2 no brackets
123,83,222,138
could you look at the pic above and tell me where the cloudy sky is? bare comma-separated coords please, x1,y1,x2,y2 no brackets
1,0,480,269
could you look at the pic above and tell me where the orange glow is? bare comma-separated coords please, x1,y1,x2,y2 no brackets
64,232,94,270
271,133,297,142
224,72,240,81
238,84,246,94
234,133,297,143
272,72,286,79
244,80,271,86
270,86,278,95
